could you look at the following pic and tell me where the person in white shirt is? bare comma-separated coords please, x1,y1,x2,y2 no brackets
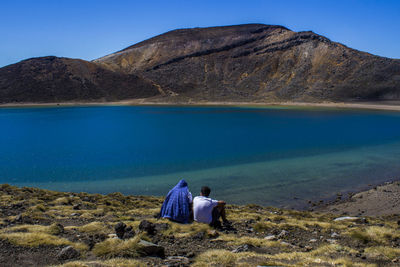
193,186,229,227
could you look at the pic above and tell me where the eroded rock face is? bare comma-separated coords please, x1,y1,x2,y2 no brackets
94,24,400,102
0,56,159,103
1,24,400,103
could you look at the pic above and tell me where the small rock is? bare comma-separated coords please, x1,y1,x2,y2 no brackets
334,216,358,221
231,244,255,253
331,232,340,238
309,239,317,243
186,252,195,258
305,245,313,251
108,233,117,238
165,256,190,265
278,230,288,238
192,231,206,240
57,246,80,260
139,220,156,235
138,239,165,257
73,204,81,210
207,229,219,238
14,214,23,222
115,222,126,239
264,235,276,241
70,213,80,217
326,239,337,244
154,223,169,232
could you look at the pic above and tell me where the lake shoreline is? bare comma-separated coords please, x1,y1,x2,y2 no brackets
2,99,400,111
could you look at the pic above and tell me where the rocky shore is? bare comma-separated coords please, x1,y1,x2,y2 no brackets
1,183,400,266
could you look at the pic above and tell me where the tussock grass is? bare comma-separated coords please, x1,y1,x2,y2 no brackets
1,223,63,235
160,219,211,237
0,232,87,250
92,235,143,258
213,234,287,249
66,222,112,235
365,246,400,260
52,258,145,267
347,226,400,244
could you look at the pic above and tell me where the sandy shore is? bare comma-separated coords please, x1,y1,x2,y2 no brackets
1,99,400,111
316,181,400,216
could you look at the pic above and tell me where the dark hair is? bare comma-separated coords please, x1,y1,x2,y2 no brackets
201,186,211,197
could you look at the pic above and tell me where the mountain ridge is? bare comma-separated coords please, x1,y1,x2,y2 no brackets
1,24,400,104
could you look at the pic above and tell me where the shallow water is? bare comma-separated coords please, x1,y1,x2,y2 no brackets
1,105,400,207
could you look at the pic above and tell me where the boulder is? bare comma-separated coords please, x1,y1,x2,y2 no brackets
139,220,156,235
138,239,165,257
57,246,80,260
114,222,126,239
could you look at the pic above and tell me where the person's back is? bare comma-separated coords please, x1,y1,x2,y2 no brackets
193,195,218,224
160,179,192,223
193,186,229,227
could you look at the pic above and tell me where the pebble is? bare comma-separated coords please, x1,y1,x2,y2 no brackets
264,235,276,241
334,216,358,221
326,239,337,244
331,232,340,238
309,239,317,242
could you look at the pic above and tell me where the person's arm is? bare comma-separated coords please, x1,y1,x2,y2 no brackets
217,200,226,207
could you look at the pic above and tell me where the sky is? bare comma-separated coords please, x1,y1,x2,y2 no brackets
1,0,400,67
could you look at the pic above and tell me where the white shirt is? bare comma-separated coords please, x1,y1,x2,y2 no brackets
193,196,219,224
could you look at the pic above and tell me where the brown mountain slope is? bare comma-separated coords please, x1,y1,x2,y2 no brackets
0,56,159,103
94,24,400,102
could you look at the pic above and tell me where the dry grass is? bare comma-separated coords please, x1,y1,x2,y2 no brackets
52,258,145,267
159,219,211,238
347,226,400,245
365,246,400,260
66,222,113,235
0,232,87,250
213,234,288,249
92,236,142,258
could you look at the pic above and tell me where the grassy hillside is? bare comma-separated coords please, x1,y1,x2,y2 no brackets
1,184,400,266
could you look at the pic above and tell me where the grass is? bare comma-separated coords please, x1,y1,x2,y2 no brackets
0,232,87,250
365,246,400,260
159,219,212,238
65,221,113,235
347,226,400,245
52,258,146,267
92,236,143,258
213,234,288,249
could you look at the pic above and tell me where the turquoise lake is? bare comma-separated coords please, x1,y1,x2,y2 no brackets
1,105,400,208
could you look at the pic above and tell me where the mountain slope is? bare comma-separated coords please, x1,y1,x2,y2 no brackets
0,56,159,103
94,24,400,102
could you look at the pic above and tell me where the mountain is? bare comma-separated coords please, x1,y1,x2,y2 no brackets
0,56,159,103
2,24,400,104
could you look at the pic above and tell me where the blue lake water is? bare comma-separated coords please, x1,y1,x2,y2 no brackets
1,105,400,208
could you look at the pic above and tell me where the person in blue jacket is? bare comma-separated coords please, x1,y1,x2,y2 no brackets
159,179,193,223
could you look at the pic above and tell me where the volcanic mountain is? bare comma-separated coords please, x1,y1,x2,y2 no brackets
1,24,400,103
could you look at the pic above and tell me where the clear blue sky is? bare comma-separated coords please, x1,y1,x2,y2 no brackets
1,0,399,67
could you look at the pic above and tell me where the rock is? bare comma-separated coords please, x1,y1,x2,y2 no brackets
305,245,313,251
231,244,255,253
138,239,165,257
70,213,80,217
165,256,190,265
264,235,277,241
309,239,317,243
193,231,206,240
278,230,288,238
14,214,23,222
114,222,126,239
57,246,80,260
154,223,170,232
108,233,117,238
331,232,340,238
326,239,337,244
334,216,359,221
123,229,135,239
73,204,81,210
207,229,219,238
139,220,156,235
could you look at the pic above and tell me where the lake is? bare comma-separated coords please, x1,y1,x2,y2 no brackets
1,105,400,208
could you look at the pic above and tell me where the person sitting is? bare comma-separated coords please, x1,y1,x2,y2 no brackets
193,186,229,228
159,179,193,223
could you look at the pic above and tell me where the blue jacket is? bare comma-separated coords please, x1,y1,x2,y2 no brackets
160,179,192,223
